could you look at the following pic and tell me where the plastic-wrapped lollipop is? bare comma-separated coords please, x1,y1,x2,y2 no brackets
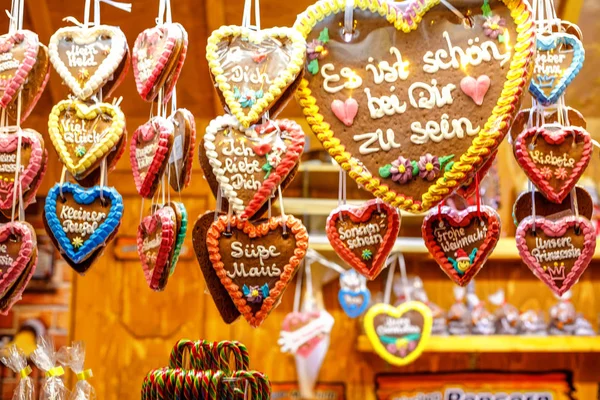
548,291,577,335
489,289,521,335
447,287,470,335
408,278,447,335
519,309,547,335
30,337,69,400
467,293,496,335
0,344,34,400
57,342,95,400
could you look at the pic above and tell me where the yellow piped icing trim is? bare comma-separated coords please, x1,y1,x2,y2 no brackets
294,0,535,213
206,25,306,128
48,99,126,178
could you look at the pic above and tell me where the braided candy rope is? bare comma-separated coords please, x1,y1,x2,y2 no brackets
294,0,536,213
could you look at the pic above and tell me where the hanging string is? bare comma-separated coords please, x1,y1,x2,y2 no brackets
529,180,537,234
292,261,304,313
383,254,397,305
277,186,287,235
305,249,346,274
397,253,411,302
156,0,172,25
58,167,68,200
475,172,481,217
439,0,468,23
303,259,314,311
214,185,223,222
337,170,347,208
342,0,353,42
241,0,260,30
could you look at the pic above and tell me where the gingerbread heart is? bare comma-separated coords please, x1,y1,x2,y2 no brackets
515,126,591,203
138,206,176,291
280,310,334,357
168,108,195,192
422,205,501,286
516,215,595,296
338,269,370,318
161,23,188,103
0,130,44,210
326,199,400,280
167,202,187,277
49,25,127,99
295,0,535,213
364,301,432,366
130,116,174,198
513,187,593,226
206,26,306,128
510,107,587,145
48,99,125,179
204,115,305,219
456,150,497,199
206,215,308,327
0,30,39,107
529,32,584,106
44,183,123,270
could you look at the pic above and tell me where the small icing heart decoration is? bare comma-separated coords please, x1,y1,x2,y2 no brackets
48,99,125,179
0,30,39,107
326,199,400,280
0,130,45,210
44,183,123,272
206,26,306,128
529,32,585,106
206,215,308,327
168,109,196,192
0,221,37,314
137,206,177,291
338,269,371,318
460,75,491,106
279,310,334,357
48,25,127,100
422,205,501,287
295,0,535,212
515,126,591,204
204,115,305,219
516,215,595,296
364,301,432,366
132,23,188,102
130,116,175,198
331,98,359,126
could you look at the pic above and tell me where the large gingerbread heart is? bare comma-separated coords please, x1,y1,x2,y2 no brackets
326,199,400,280
137,206,176,291
364,301,432,366
422,205,501,286
49,25,127,99
206,26,306,128
295,0,535,213
44,183,123,268
515,126,591,204
0,130,44,210
48,99,125,179
529,32,584,106
204,115,305,219
130,117,174,198
516,215,595,296
0,30,39,107
206,215,308,327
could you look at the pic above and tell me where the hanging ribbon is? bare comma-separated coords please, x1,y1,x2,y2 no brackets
304,249,346,275
241,0,260,30
156,0,172,25
382,254,398,305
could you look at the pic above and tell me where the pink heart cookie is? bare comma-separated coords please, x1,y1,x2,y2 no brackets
130,116,174,198
137,206,176,291
460,75,491,106
280,310,333,357
0,30,39,107
516,215,595,296
331,98,359,127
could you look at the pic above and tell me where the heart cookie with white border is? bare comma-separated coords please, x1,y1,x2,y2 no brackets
294,0,535,213
0,30,39,107
138,206,176,291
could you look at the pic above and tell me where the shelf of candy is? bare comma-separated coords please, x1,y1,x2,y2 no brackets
0,344,34,400
142,339,271,399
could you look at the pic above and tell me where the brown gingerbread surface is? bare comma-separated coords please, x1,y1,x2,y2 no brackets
335,209,389,269
373,310,424,348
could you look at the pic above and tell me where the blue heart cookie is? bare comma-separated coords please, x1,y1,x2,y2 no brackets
339,288,371,318
45,182,123,265
529,32,584,106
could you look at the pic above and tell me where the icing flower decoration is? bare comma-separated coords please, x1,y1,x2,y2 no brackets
390,156,414,184
307,28,330,75
75,146,86,158
418,154,440,181
234,87,264,108
483,15,506,40
540,166,553,180
78,68,90,83
268,152,282,168
242,284,270,304
72,237,83,250
555,167,568,180
362,249,373,261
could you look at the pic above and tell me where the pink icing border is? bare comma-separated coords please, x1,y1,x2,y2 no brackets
0,221,35,296
516,215,596,296
18,54,50,123
137,206,175,290
0,30,39,108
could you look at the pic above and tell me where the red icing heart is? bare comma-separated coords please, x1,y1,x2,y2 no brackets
515,126,591,203
130,117,174,198
422,205,501,287
0,30,39,107
137,207,176,291
252,143,272,156
516,215,595,296
326,199,400,280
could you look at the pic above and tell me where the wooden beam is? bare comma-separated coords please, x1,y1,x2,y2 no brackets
558,0,585,24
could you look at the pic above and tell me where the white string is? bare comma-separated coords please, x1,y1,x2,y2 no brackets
305,249,346,274
156,0,172,25
241,0,260,30
99,158,107,202
439,0,467,22
93,0,131,26
343,0,353,42
304,259,313,303
397,253,411,302
383,254,398,305
571,187,580,222
59,167,68,200
292,261,304,313
278,186,287,234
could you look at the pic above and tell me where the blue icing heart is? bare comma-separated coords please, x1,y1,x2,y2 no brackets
529,33,584,106
339,288,371,318
45,182,123,264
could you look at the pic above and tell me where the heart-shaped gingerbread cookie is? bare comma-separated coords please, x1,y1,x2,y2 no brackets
422,205,501,286
207,215,308,327
338,269,370,318
204,115,305,219
515,126,591,203
130,116,174,198
326,199,400,280
168,109,195,192
456,150,497,199
206,26,306,128
48,99,125,179
49,25,127,99
295,0,535,213
280,310,334,357
138,206,176,291
0,30,39,107
364,301,432,366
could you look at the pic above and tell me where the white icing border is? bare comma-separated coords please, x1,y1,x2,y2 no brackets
49,25,127,100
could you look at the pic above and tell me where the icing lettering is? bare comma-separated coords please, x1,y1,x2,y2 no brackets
229,65,271,84
354,129,401,155
338,222,384,249
321,63,363,93
410,114,480,145
136,145,157,170
142,236,161,252
0,244,12,267
408,80,456,110
376,317,420,336
65,43,99,68
364,88,407,119
365,47,410,84
227,241,282,278
529,150,575,168
433,224,488,253
534,53,567,76
60,205,106,238
531,236,581,264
